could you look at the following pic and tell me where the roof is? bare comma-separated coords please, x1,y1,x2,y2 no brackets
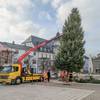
93,56,100,61
0,42,31,51
21,33,62,53
22,33,62,46
22,35,47,46
32,35,47,45
84,55,89,59
0,43,12,51
22,35,53,52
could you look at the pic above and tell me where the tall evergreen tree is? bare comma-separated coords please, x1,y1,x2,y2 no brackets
55,8,85,72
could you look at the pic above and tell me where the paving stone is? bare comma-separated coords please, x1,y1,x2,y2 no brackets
0,84,94,100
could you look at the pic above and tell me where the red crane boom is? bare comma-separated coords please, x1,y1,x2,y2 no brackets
17,37,55,67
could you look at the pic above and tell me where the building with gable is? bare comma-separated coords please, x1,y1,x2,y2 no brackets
0,41,31,65
22,35,57,72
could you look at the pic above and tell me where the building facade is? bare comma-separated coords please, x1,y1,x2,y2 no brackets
0,41,31,65
93,54,100,74
22,35,56,72
0,43,13,65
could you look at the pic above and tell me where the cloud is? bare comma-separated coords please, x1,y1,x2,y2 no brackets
51,0,66,9
38,11,52,21
9,21,49,42
0,0,47,43
41,0,49,4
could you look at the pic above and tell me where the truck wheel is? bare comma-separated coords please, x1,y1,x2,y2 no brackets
11,80,16,85
15,78,22,85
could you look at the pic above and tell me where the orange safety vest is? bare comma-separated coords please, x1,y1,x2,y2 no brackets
60,71,65,78
43,72,48,79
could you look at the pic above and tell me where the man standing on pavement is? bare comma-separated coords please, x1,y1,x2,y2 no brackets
47,70,51,82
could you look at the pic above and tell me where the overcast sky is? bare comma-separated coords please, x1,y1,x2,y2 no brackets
0,0,99,56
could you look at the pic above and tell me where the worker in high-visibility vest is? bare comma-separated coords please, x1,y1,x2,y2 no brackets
60,71,65,81
26,64,31,75
43,71,48,81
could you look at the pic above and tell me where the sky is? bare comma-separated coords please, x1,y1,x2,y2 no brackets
0,0,99,56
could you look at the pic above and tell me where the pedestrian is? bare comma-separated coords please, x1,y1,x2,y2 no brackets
47,70,51,82
69,72,73,82
61,71,65,81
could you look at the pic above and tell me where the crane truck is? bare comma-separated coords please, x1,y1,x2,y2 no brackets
0,37,55,85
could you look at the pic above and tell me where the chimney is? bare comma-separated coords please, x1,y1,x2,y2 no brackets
56,32,60,37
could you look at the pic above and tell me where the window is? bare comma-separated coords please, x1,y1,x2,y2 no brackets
13,67,18,72
0,66,12,72
33,60,36,64
41,53,43,58
53,55,55,59
42,47,44,52
49,54,51,59
40,47,43,52
33,52,36,56
38,48,40,51
46,54,47,58
0,66,19,72
46,48,48,52
44,48,47,52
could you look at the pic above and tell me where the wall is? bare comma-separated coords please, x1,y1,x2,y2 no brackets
0,50,13,65
93,58,100,74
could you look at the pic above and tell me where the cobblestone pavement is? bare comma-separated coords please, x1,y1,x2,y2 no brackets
36,80,100,100
0,81,94,100
23,80,100,100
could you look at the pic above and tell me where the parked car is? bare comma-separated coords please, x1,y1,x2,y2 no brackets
50,72,58,79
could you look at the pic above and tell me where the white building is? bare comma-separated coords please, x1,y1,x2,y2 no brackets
22,35,56,72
